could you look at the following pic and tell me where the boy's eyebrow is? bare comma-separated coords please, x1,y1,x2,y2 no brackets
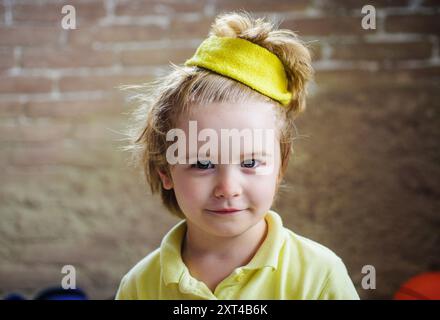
241,151,270,157
186,151,271,159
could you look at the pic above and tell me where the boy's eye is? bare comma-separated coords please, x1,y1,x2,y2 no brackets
190,159,262,170
242,158,260,168
191,160,214,170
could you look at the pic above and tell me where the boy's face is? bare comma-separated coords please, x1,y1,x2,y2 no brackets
158,101,281,238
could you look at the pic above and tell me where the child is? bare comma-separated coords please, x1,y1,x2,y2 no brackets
115,11,360,300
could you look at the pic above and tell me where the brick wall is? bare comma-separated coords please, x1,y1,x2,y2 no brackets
0,0,439,299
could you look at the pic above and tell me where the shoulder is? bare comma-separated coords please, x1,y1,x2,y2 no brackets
281,228,359,299
115,248,161,300
126,247,162,280
284,228,343,268
267,210,343,271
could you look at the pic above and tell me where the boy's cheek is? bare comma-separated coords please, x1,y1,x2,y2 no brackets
249,175,279,200
176,182,209,203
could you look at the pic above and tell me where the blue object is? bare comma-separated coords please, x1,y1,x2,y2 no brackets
3,293,27,300
34,286,88,300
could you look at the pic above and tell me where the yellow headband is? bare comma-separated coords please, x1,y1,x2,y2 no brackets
184,36,292,106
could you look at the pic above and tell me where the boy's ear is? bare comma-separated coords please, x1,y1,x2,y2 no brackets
157,169,173,190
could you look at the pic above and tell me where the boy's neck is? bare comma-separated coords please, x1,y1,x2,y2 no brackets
181,217,268,266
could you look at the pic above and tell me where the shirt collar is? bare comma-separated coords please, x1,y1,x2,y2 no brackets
160,209,286,286
244,209,285,271
160,219,188,286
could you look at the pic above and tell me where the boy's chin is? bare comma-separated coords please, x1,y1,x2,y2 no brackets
204,220,262,238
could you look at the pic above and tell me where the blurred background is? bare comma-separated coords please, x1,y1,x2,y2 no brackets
0,0,439,300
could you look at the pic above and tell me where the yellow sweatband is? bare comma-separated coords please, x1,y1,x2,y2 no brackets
184,36,292,106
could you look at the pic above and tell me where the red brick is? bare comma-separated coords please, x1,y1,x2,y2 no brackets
0,26,61,46
12,1,106,25
0,121,72,142
422,0,440,6
0,76,52,94
0,47,15,71
314,68,440,91
314,69,386,90
169,17,214,39
22,47,116,69
12,2,61,24
308,42,323,60
116,0,206,16
385,14,440,34
120,47,196,66
215,0,309,12
7,141,116,167
58,74,153,92
69,25,166,47
25,98,124,119
396,66,440,79
281,16,375,36
332,41,433,60
0,101,23,117
320,0,409,11
71,119,126,142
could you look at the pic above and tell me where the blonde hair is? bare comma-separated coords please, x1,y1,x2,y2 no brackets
121,10,314,219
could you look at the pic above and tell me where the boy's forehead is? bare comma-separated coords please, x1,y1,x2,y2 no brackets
177,101,278,131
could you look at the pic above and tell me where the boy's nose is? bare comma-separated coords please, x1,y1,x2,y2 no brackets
213,168,242,199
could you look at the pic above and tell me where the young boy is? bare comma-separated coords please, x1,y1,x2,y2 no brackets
115,11,360,300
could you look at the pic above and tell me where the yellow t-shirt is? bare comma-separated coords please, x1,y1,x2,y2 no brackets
115,210,360,300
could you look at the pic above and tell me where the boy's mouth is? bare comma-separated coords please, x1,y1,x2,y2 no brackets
206,208,246,214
